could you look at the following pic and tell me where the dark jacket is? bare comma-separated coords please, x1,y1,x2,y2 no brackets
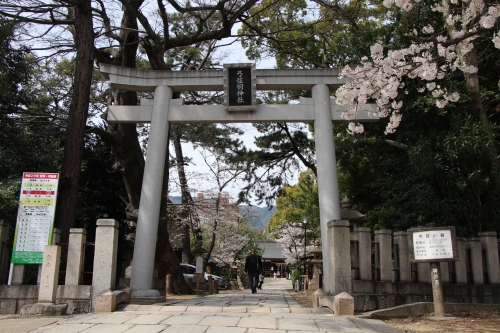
245,253,262,274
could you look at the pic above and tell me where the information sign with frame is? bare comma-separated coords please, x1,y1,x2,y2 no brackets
11,172,59,264
408,226,458,263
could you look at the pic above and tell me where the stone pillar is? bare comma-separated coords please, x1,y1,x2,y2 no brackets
417,263,430,283
92,219,119,306
479,232,500,284
327,220,351,295
354,228,371,281
393,231,410,282
38,245,61,303
313,84,341,293
10,264,25,285
66,228,87,285
375,230,392,282
467,238,484,285
455,238,467,284
52,228,61,245
0,221,9,284
38,228,62,285
130,86,172,299
440,262,450,283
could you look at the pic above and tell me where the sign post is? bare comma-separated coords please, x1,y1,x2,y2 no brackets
11,172,59,265
408,226,458,318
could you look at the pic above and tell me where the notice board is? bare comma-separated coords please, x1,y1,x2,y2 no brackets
11,172,59,264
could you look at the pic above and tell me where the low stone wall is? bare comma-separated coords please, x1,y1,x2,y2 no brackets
352,280,500,311
345,228,500,311
0,285,92,314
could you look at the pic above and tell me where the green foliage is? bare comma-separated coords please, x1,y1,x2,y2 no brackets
0,19,30,120
240,0,389,68
290,268,301,285
337,84,500,237
266,170,319,235
237,0,500,237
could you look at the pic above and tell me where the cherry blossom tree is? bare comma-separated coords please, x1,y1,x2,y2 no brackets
335,0,500,135
168,147,256,267
270,223,313,265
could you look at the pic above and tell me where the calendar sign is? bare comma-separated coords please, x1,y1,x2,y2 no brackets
11,172,59,264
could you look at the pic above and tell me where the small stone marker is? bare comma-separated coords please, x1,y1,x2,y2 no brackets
38,245,61,303
333,292,354,316
95,289,116,313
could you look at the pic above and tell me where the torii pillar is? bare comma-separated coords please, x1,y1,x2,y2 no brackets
312,84,342,293
129,86,172,302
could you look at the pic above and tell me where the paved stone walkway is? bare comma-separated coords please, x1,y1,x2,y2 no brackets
0,278,401,332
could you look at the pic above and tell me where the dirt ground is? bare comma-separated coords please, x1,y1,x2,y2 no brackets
382,311,500,333
286,290,500,332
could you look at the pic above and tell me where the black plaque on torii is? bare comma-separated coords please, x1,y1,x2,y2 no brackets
223,63,256,111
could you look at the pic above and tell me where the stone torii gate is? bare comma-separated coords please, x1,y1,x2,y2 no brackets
99,63,377,302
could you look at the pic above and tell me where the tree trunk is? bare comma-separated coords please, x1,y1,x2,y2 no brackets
171,124,201,261
461,45,500,185
106,0,145,212
54,0,94,241
155,125,193,294
91,2,191,293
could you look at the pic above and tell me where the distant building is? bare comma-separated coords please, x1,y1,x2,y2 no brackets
255,240,287,278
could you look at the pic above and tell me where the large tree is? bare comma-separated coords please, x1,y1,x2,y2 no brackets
0,0,95,242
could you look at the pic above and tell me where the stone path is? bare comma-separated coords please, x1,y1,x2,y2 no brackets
0,278,401,332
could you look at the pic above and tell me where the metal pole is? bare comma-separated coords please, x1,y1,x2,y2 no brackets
303,217,308,275
304,224,306,275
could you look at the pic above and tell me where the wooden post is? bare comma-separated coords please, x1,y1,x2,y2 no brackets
208,275,213,295
165,274,172,295
430,262,445,317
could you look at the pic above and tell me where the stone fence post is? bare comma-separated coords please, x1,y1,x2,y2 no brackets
479,232,500,284
440,262,450,284
375,230,392,282
455,238,467,284
92,219,119,307
66,228,87,285
417,263,430,283
0,220,9,284
393,231,410,282
327,220,351,295
353,227,371,281
467,238,484,285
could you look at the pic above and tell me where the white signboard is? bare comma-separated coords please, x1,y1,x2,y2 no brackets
11,172,59,264
413,230,453,260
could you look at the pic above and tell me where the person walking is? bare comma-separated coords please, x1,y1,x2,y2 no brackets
245,248,262,294
258,273,264,289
